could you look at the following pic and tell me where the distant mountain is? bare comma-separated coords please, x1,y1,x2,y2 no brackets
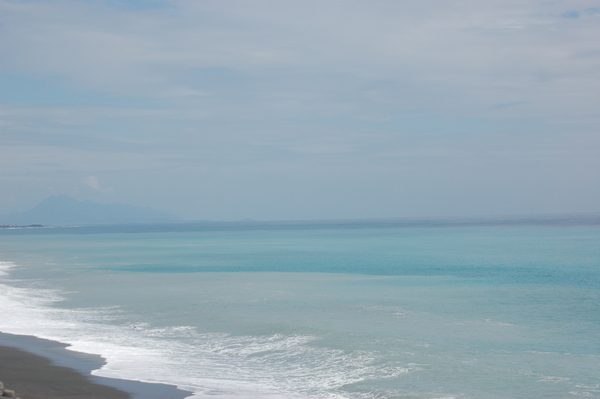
1,195,182,226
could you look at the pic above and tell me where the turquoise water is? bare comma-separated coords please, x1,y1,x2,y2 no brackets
1,222,599,398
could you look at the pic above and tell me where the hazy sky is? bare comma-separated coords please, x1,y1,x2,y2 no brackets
1,0,599,221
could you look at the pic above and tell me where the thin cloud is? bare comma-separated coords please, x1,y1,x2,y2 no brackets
83,175,114,193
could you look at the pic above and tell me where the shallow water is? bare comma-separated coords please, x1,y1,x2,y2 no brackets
1,222,599,398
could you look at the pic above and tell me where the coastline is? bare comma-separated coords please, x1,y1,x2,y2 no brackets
0,332,193,399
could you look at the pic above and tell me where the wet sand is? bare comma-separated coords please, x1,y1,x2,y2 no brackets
0,333,192,399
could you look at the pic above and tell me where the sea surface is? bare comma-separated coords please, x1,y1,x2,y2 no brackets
1,219,599,399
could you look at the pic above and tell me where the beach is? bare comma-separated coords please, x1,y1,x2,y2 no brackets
0,333,191,399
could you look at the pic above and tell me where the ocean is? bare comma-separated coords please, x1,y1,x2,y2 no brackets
1,220,599,399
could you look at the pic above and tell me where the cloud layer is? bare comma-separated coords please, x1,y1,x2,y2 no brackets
1,0,599,219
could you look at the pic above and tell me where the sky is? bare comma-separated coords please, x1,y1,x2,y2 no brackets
1,0,599,221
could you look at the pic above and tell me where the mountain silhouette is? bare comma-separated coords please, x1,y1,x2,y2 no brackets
1,195,182,225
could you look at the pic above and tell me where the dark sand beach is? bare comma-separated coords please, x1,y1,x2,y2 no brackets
0,333,191,399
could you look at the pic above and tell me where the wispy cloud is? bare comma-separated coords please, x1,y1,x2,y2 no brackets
84,175,116,194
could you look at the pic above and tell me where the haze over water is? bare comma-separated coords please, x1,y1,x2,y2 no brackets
1,221,599,398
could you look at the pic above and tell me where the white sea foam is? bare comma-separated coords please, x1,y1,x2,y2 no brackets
0,261,15,276
0,261,408,399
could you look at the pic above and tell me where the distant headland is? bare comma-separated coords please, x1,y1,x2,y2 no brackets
0,224,44,229
0,195,182,226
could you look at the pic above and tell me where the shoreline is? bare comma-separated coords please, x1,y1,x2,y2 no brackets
0,332,193,399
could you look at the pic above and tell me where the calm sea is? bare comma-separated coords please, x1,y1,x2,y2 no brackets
1,220,599,398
